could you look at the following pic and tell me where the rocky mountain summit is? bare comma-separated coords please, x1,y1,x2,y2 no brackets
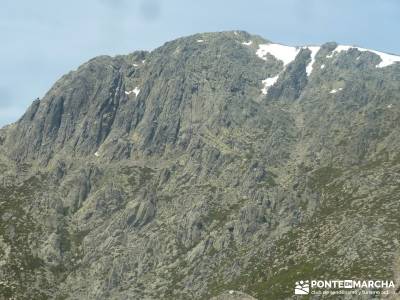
0,31,400,299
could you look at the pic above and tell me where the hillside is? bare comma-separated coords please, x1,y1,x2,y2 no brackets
0,31,399,299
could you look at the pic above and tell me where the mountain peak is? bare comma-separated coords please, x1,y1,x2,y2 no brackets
2,31,400,166
1,31,400,300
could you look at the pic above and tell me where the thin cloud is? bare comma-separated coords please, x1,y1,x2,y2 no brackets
139,0,161,21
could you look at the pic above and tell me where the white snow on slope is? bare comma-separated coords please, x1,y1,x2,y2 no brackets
326,45,352,58
256,43,301,66
355,47,400,68
256,41,400,95
125,87,140,96
242,40,253,46
327,45,400,68
257,44,299,94
257,44,321,77
197,39,204,43
330,88,343,94
94,151,100,157
257,44,321,94
305,46,321,76
261,75,279,94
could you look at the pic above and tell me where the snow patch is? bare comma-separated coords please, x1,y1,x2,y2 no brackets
94,151,100,157
329,87,343,94
326,45,352,58
304,46,321,76
261,75,279,95
327,45,400,68
257,44,321,93
197,39,204,43
256,43,301,66
359,47,400,68
387,104,393,108
321,64,325,69
125,87,140,96
242,40,253,46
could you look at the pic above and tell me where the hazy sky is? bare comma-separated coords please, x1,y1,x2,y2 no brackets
1,0,400,126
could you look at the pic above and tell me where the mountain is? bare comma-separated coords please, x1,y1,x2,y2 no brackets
0,31,400,299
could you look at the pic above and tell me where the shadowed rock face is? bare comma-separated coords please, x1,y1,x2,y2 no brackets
0,31,400,299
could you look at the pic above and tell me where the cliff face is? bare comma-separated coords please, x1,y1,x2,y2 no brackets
0,31,400,299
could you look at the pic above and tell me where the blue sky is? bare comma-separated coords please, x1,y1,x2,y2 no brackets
1,0,400,126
